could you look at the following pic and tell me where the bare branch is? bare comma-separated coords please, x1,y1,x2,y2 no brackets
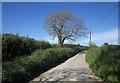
44,11,87,46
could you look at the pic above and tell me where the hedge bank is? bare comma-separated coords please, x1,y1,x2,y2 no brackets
3,47,81,83
86,44,120,81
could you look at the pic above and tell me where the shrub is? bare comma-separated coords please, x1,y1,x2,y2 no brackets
35,40,52,50
2,47,80,83
107,75,118,81
103,42,109,46
63,44,89,52
86,44,120,81
2,34,51,61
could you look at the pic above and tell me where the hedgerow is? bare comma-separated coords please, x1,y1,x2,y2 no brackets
63,44,89,52
2,33,88,83
86,43,120,81
2,47,80,83
2,34,51,61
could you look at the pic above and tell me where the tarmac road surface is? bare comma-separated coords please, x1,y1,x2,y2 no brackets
29,51,103,82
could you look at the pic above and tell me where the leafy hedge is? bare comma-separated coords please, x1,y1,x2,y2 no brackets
2,34,51,61
86,44,120,81
63,44,89,51
2,47,81,83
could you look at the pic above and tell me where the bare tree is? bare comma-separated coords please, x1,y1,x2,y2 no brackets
45,11,86,46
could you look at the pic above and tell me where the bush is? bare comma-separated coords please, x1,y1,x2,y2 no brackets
86,44,120,81
63,44,89,52
103,42,109,46
2,34,51,61
2,47,80,83
35,40,52,50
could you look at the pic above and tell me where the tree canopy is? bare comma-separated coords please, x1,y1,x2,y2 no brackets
45,11,87,46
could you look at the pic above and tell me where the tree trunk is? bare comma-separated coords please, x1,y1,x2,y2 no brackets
58,37,65,47
58,42,63,47
58,38,63,46
57,29,64,47
61,38,65,45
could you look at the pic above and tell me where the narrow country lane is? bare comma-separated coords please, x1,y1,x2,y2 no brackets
29,51,103,82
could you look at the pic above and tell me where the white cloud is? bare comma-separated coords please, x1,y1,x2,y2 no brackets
77,28,118,46
119,28,120,45
45,36,58,44
45,28,118,46
92,28,118,41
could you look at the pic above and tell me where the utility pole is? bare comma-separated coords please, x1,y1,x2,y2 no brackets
90,27,92,46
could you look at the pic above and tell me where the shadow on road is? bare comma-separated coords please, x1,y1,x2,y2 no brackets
30,68,102,82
